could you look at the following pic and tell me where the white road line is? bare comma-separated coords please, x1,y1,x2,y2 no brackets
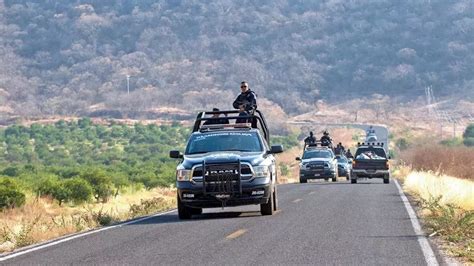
394,180,439,266
0,209,177,262
226,229,247,240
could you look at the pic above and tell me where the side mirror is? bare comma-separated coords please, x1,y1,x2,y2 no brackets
295,157,301,161
269,145,284,154
388,156,392,160
169,150,183,159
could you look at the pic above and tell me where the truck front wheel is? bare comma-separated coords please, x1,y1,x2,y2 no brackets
261,186,275,216
177,194,193,219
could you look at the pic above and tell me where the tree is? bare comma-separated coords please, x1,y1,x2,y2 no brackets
80,169,114,203
63,178,93,204
463,124,474,147
0,177,26,209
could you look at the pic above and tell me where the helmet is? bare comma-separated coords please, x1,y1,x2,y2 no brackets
323,130,329,136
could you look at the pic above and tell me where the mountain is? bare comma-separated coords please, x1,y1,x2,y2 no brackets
0,0,473,116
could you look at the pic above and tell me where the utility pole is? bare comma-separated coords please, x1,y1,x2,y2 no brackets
126,75,130,95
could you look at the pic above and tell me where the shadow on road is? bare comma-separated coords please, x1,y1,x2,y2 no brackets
301,181,389,186
126,210,262,226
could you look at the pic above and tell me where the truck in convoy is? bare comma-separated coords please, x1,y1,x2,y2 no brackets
296,143,338,183
169,110,283,219
351,142,390,184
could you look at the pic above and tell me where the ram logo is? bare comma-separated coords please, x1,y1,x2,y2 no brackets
207,169,237,175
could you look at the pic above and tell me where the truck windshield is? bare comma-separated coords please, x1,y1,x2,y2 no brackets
185,132,263,154
336,156,347,163
302,150,333,159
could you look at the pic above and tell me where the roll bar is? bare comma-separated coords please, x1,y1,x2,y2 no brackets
192,110,270,143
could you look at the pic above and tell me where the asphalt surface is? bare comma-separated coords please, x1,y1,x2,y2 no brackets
3,179,437,265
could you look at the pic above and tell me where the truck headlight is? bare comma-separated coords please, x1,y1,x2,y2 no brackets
253,165,270,178
176,169,192,181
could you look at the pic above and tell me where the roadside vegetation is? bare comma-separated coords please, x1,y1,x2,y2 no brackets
394,128,474,262
0,118,189,251
0,118,189,208
0,119,300,252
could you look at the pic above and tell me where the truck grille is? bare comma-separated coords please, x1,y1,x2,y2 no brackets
307,162,325,171
192,163,253,181
202,163,242,195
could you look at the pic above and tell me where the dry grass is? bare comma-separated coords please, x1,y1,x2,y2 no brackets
400,145,474,180
0,187,176,252
393,168,474,262
403,171,474,211
277,147,301,184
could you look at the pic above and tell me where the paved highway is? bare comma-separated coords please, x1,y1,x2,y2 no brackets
2,180,440,265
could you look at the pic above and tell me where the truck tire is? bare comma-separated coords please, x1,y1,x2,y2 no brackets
261,186,275,216
177,194,192,219
383,175,390,184
332,176,337,182
351,178,357,184
346,174,350,181
300,178,307,183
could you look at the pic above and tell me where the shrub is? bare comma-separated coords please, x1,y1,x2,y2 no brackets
129,197,167,218
63,178,93,204
1,166,21,177
0,178,26,209
440,137,463,147
280,164,290,176
463,124,474,139
51,183,70,205
80,169,114,203
34,174,60,197
464,138,474,147
133,173,162,190
400,145,474,180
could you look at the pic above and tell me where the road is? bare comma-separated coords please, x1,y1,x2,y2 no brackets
2,180,440,265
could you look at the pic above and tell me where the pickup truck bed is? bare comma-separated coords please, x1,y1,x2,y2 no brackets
351,145,390,184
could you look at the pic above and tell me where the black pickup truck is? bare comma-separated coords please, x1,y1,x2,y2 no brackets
351,143,390,184
170,110,283,219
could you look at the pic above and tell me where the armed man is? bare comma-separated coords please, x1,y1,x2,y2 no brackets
320,130,332,147
304,131,316,145
233,81,257,124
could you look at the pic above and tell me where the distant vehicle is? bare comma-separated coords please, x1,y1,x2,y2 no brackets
351,142,390,184
296,145,338,183
336,154,352,180
170,110,283,219
365,126,378,142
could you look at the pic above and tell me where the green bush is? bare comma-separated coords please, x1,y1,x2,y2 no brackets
463,124,474,139
81,169,114,203
0,178,26,209
133,173,162,190
440,137,463,147
50,182,69,206
280,164,290,176
63,178,93,204
463,138,474,147
34,174,61,197
1,166,21,177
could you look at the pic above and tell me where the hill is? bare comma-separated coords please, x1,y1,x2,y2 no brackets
0,0,473,116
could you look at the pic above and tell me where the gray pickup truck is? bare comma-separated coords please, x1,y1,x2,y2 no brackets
170,110,283,219
351,143,390,184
